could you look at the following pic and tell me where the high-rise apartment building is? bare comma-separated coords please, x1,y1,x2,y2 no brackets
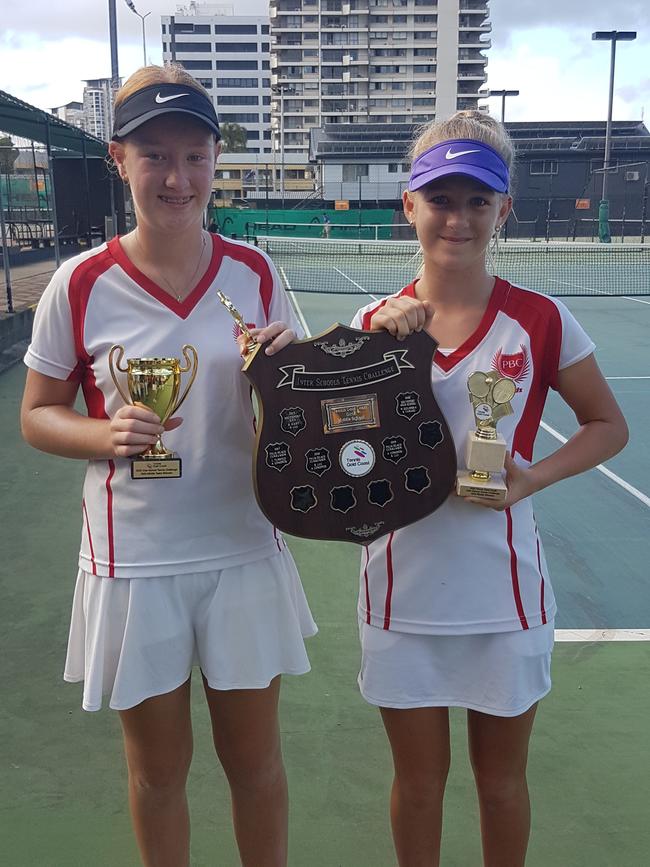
82,79,115,142
270,0,490,152
161,5,272,154
50,101,86,131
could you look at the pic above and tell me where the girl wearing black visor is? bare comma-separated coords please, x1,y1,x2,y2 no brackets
21,65,317,867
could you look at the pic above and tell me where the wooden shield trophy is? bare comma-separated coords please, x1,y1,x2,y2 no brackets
219,296,456,544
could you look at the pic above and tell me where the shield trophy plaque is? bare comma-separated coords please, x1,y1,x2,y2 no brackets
229,315,457,544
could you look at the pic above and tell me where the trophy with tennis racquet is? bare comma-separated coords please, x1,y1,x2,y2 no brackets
456,371,516,505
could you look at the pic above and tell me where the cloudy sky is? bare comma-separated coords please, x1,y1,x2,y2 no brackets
1,0,648,123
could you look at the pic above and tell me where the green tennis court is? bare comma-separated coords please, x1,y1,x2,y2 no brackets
1,279,649,865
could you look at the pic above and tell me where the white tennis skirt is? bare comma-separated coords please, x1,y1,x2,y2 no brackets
358,619,554,717
64,548,317,712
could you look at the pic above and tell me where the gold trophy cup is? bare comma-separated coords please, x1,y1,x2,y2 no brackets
456,371,516,505
108,345,198,479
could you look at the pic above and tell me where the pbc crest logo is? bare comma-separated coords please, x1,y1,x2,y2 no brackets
492,345,530,392
232,322,257,341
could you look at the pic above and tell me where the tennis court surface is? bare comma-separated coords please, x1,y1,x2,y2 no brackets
1,260,649,864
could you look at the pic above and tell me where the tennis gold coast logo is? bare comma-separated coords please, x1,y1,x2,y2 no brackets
492,345,530,392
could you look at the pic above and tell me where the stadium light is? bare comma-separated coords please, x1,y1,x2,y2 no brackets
123,1,151,67
592,30,637,242
486,89,520,123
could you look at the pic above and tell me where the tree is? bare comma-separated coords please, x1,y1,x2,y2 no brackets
0,136,20,174
219,122,248,153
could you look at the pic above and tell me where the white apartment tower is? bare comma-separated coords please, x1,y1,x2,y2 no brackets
161,5,272,154
82,79,115,141
270,0,491,152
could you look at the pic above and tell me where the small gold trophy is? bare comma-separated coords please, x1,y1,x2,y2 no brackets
456,371,516,505
217,291,259,359
108,345,198,479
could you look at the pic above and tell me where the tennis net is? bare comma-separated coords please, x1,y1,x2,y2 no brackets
254,237,650,297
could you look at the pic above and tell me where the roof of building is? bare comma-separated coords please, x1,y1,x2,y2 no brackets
310,120,650,162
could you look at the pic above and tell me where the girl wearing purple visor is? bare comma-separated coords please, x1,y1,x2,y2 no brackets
21,64,317,867
350,111,627,866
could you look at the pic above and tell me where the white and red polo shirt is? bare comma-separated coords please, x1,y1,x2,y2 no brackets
25,234,300,578
351,277,595,634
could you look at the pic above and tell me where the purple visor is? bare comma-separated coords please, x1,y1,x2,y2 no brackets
408,139,509,193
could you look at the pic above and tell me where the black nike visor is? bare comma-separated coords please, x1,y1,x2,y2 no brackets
112,82,221,140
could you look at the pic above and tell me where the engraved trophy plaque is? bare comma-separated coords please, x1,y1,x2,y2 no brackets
217,293,457,544
109,345,198,479
456,371,516,505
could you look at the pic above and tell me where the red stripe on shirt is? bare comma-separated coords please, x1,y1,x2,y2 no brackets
535,531,548,625
505,508,529,629
506,283,563,462
363,544,371,624
68,250,118,576
68,248,114,371
221,237,274,321
383,532,395,630
105,460,116,577
82,499,97,576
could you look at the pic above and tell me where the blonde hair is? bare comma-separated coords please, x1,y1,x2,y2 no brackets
410,110,515,187
113,63,211,111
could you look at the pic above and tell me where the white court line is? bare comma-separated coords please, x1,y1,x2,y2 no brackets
555,629,650,642
605,376,650,380
280,266,312,338
554,279,650,305
539,420,650,508
333,266,381,301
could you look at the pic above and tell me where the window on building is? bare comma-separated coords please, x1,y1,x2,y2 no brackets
342,164,369,181
218,95,259,106
388,164,398,173
215,42,258,52
219,113,260,123
180,60,213,70
216,60,258,70
529,160,559,176
174,42,212,52
172,23,211,34
215,24,257,34
217,78,259,88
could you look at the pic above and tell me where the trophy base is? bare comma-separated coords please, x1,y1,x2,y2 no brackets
456,470,507,505
131,455,182,479
465,430,507,473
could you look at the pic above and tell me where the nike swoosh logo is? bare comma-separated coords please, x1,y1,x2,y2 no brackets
445,148,481,160
155,92,190,104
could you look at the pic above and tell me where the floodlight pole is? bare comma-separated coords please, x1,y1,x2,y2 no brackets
487,89,519,122
592,30,637,242
108,1,120,93
130,9,151,66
